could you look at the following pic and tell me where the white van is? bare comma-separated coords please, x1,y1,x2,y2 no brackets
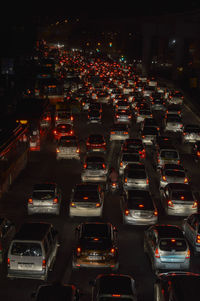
7,222,59,280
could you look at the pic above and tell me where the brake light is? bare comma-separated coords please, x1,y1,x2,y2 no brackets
196,235,200,244
70,202,76,207
112,294,121,298
124,131,128,134
124,177,127,183
77,247,81,256
102,163,106,169
70,130,74,135
162,175,167,181
53,198,58,204
70,116,74,121
154,209,158,216
139,204,144,208
197,151,200,157
120,162,123,167
184,177,188,183
146,178,149,184
168,200,174,207
155,248,160,258
56,148,60,153
7,257,10,267
192,201,198,208
55,116,58,120
28,198,33,204
186,249,190,259
53,130,57,134
83,163,87,169
96,202,101,207
42,259,46,269
125,209,130,216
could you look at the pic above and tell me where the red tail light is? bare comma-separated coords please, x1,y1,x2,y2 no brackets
184,177,188,184
55,116,58,121
96,202,101,207
196,235,200,244
197,151,200,157
70,130,74,135
125,209,130,216
155,248,160,258
186,249,190,259
124,177,127,183
146,178,149,184
76,247,81,256
28,198,33,204
42,259,46,269
7,257,10,267
154,209,158,216
56,148,60,153
168,200,174,207
120,162,123,167
162,175,167,181
70,116,74,121
83,163,87,169
53,130,57,135
102,163,106,169
192,201,198,208
53,198,58,204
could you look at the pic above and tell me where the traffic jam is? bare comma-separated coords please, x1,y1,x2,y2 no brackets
1,46,200,300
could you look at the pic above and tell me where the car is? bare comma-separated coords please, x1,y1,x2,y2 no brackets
144,224,190,272
182,124,200,143
154,272,200,301
165,103,182,116
150,97,166,111
54,110,74,126
81,158,108,182
121,189,158,225
72,222,119,270
183,213,200,255
32,283,80,301
136,108,153,123
118,152,141,175
56,136,80,160
114,109,132,124
90,273,137,301
69,183,104,217
87,109,102,124
115,100,130,110
27,183,62,215
141,117,160,132
83,154,108,173
0,217,15,263
159,163,189,188
123,163,149,190
163,113,183,133
89,102,102,112
142,84,155,98
156,146,180,169
121,138,146,160
141,126,160,146
110,124,130,141
86,134,106,154
97,91,110,104
168,90,184,105
53,123,74,140
191,141,200,162
7,222,59,280
82,98,94,111
160,183,198,216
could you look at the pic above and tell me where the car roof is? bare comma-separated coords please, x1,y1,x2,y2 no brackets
33,183,56,191
153,225,184,239
97,274,134,295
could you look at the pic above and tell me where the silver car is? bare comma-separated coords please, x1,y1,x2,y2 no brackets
27,183,62,215
160,183,198,216
69,183,104,217
118,152,141,175
141,126,160,146
164,114,183,133
182,124,200,143
81,161,107,182
56,136,80,160
144,224,190,272
157,147,180,169
183,213,200,255
123,163,149,190
121,189,158,225
110,124,130,141
159,163,189,188
114,109,132,124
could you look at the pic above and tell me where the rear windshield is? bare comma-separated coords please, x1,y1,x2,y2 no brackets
89,110,100,117
82,224,109,238
32,191,54,200
128,170,146,179
59,140,77,147
56,124,71,132
88,135,104,143
142,127,158,135
167,116,182,122
160,151,178,159
86,163,104,170
127,198,154,210
171,191,194,201
57,112,71,119
11,242,42,256
122,154,140,162
165,170,185,178
159,239,187,251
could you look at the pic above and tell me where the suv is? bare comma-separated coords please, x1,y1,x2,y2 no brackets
0,217,15,263
123,163,149,190
72,222,119,271
144,224,190,272
90,273,137,301
154,272,200,301
160,183,198,216
7,222,59,280
69,183,104,217
156,146,180,169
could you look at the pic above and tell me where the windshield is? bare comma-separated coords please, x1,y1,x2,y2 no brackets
160,151,178,159
159,239,187,251
11,242,42,256
32,191,54,199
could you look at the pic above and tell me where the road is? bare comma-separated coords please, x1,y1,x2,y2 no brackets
0,97,200,301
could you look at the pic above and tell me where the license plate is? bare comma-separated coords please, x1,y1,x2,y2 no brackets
18,263,33,269
88,256,102,261
93,149,101,151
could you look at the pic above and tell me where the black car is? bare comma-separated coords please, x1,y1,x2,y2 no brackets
72,222,119,271
86,134,106,154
